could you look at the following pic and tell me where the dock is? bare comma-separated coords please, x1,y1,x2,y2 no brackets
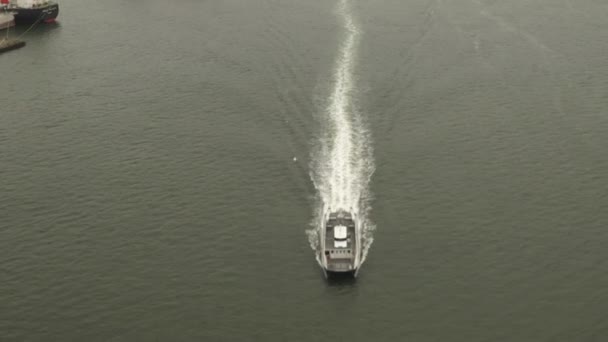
0,12,15,30
0,38,26,54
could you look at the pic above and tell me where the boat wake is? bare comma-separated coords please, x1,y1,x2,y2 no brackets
307,0,375,267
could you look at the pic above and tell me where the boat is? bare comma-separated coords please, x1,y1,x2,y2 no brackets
1,0,59,25
0,11,15,29
319,209,362,277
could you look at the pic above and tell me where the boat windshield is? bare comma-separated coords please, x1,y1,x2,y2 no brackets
334,226,347,241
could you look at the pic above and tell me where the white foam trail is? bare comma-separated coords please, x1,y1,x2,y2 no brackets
308,0,375,266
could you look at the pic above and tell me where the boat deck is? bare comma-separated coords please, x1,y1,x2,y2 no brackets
324,212,357,271
325,224,355,252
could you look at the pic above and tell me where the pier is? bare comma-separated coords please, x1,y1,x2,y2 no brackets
0,38,25,54
0,12,15,30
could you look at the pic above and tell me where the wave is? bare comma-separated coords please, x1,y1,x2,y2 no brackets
307,0,375,266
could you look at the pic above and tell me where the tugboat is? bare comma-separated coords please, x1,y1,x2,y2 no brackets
319,209,362,278
2,0,59,24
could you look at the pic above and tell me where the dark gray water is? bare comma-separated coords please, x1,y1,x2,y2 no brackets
2,0,608,340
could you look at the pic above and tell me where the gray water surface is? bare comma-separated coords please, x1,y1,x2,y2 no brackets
1,0,607,341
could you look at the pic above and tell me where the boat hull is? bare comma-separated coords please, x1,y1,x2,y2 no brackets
319,209,362,279
12,3,59,24
324,268,357,280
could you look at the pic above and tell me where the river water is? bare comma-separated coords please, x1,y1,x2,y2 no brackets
1,0,607,340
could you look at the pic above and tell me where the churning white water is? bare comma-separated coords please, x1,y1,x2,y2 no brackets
308,0,375,265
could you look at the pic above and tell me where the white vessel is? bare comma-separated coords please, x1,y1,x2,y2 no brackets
319,209,362,277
